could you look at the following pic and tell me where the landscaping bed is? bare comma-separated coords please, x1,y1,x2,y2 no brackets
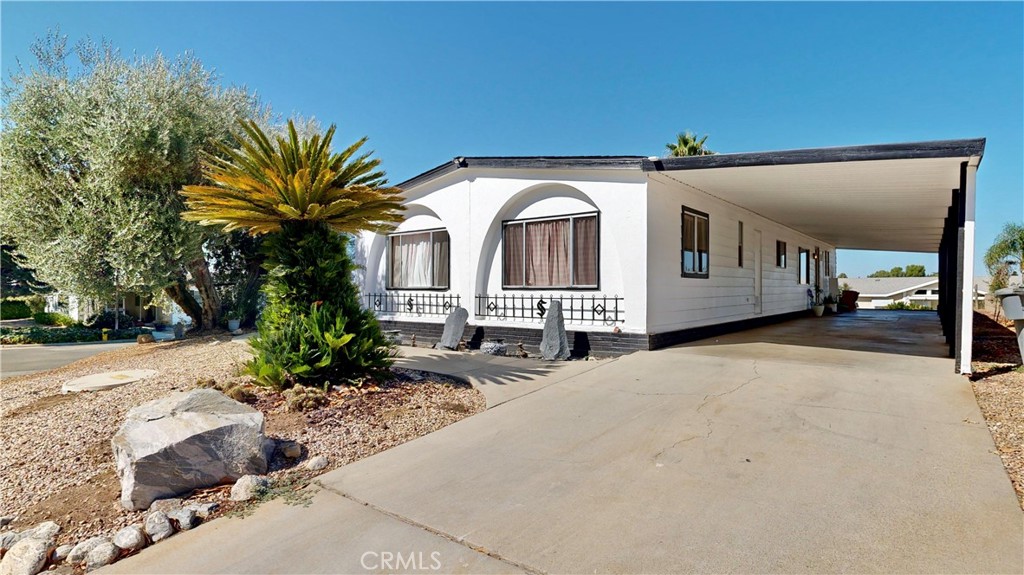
971,309,1024,510
0,335,484,548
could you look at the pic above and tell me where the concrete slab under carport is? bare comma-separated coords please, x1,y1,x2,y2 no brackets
322,315,1021,573
679,308,952,360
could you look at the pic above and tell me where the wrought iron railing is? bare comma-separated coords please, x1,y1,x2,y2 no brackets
365,292,461,317
475,293,624,324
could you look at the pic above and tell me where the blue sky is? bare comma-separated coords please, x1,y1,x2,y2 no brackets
2,2,1021,277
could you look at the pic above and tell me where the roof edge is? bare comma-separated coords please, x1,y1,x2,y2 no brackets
396,156,646,189
396,138,987,189
642,138,986,172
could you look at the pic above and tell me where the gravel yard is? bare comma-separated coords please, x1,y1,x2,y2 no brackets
0,335,484,546
971,310,1024,510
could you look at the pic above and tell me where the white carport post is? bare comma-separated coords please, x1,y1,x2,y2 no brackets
958,157,980,374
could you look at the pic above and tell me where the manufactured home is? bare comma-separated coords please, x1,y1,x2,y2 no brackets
355,139,984,373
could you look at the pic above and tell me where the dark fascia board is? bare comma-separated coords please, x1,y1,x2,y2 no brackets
396,156,645,189
641,138,986,172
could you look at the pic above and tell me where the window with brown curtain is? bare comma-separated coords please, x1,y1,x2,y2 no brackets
503,213,598,288
681,206,710,278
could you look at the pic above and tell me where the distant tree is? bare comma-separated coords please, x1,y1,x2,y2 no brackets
867,264,927,278
984,222,1024,281
665,131,715,157
837,272,848,278
0,32,263,329
904,264,926,277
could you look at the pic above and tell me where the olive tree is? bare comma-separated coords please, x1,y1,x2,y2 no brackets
0,32,263,328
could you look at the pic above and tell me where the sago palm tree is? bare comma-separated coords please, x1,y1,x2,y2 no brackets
665,131,715,157
180,119,405,389
180,119,404,235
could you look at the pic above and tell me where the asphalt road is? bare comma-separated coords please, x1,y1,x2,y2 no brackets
0,341,136,378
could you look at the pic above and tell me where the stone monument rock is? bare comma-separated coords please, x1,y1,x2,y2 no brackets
438,307,469,350
540,300,570,360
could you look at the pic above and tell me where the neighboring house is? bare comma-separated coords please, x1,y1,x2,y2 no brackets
356,138,985,373
842,277,943,309
45,291,194,326
843,276,1008,310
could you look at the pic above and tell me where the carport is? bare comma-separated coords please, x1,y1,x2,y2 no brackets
643,138,985,373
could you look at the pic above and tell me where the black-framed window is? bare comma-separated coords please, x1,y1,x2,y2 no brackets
388,229,450,289
798,248,810,284
502,212,599,289
737,221,744,268
776,240,787,268
681,206,710,278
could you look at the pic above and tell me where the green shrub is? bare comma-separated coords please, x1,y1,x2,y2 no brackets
246,223,395,390
84,309,136,329
33,312,78,326
23,295,46,314
0,325,147,344
248,303,357,389
883,301,931,311
0,299,32,320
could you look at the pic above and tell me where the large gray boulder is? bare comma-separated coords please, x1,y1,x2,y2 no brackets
112,389,268,510
540,300,571,360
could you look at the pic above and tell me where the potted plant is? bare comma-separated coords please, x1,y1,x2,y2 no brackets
811,286,825,317
226,310,241,332
823,293,838,314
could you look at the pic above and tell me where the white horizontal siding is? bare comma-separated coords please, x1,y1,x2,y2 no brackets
647,175,836,333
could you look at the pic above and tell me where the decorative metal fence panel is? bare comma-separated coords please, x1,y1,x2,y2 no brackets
475,293,624,324
364,292,461,317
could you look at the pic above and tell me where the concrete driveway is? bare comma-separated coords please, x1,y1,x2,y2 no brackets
107,313,1023,574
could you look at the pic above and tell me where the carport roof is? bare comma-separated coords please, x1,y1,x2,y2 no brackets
398,138,985,252
645,138,985,253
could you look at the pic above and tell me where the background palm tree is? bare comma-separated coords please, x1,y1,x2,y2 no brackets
665,131,715,157
181,119,405,388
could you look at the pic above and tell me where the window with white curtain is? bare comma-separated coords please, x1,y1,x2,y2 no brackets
387,229,450,289
502,213,598,289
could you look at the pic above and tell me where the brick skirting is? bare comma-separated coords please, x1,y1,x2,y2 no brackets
378,309,808,357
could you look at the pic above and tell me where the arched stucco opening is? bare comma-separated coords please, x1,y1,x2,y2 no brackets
365,204,445,292
475,183,617,297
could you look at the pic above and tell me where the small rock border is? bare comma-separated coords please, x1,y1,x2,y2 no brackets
0,457,326,574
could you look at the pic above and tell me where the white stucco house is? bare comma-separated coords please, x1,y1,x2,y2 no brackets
356,138,985,373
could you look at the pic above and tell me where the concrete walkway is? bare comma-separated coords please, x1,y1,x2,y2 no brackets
395,346,614,408
106,313,1023,574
